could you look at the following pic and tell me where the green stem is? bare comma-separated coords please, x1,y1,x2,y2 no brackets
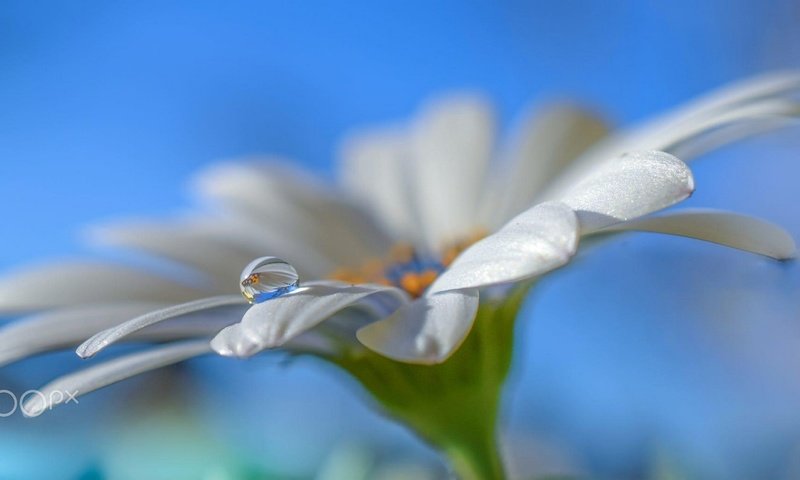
445,439,505,480
441,421,506,480
396,383,506,479
320,285,532,479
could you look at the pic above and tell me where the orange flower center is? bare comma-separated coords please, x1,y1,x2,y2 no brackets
329,230,487,298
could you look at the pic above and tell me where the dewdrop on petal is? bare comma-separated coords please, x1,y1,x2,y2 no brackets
239,257,300,304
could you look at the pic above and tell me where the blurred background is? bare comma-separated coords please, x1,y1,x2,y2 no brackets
1,1,800,478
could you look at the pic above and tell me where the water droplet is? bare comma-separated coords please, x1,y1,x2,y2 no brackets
240,257,299,304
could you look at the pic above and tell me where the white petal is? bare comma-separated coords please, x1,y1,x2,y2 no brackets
356,289,479,364
211,323,339,357
429,202,579,293
667,116,796,160
558,151,695,233
539,73,800,200
22,340,211,417
409,95,496,251
652,71,800,128
652,98,800,156
211,281,409,358
76,295,245,358
240,283,407,347
209,323,261,357
482,104,608,228
0,303,161,367
339,129,421,245
615,76,800,159
553,99,798,179
0,262,210,313
0,303,247,368
194,161,392,268
88,221,255,289
129,307,248,339
88,218,332,287
601,209,796,260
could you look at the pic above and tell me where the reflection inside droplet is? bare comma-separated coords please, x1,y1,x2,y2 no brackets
239,257,300,304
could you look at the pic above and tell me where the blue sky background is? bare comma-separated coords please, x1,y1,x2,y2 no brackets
2,1,800,478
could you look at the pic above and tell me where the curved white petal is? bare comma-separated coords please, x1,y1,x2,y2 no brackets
0,262,210,313
211,281,409,358
211,323,340,357
0,303,161,367
194,161,392,268
602,209,796,260
558,151,695,233
129,308,248,339
652,98,800,156
482,104,608,228
0,303,250,368
22,340,211,417
647,71,800,130
667,116,796,160
409,95,496,251
612,76,800,159
76,295,245,358
429,202,579,293
539,73,800,201
357,289,479,365
209,323,263,357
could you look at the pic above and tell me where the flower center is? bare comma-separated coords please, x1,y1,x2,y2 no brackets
329,231,486,298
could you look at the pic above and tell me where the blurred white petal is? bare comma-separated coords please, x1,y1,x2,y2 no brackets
539,73,800,200
430,202,579,293
0,303,240,368
23,340,212,417
0,262,210,313
648,71,800,129
88,217,333,284
618,74,800,158
357,289,479,364
340,129,421,245
409,95,495,251
603,209,796,259
482,104,608,228
667,116,796,160
0,303,162,367
654,98,800,154
194,161,393,267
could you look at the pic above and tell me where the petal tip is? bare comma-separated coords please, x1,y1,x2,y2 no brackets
210,325,263,358
209,335,236,357
75,336,106,359
356,326,450,365
356,290,478,365
21,396,48,418
775,240,797,261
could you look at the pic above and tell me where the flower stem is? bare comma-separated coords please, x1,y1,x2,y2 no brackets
445,436,505,480
321,285,531,479
439,406,506,480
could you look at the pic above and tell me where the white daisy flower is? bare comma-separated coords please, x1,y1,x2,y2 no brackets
0,72,797,479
